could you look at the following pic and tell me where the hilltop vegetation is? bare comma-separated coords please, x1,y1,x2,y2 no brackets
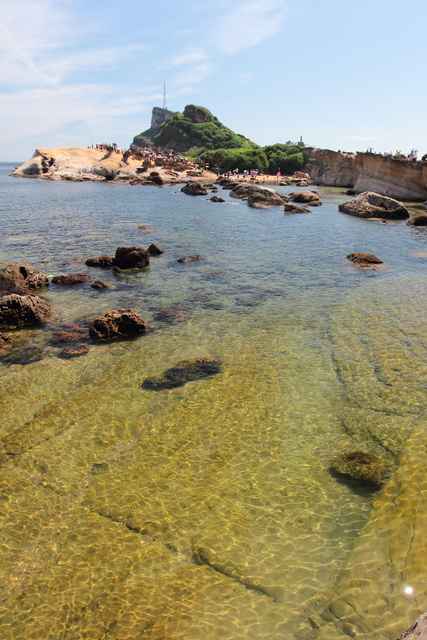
131,104,305,174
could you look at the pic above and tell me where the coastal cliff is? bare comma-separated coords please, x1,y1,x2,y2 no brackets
304,148,427,201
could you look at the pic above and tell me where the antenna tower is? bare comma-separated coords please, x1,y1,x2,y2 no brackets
163,81,167,110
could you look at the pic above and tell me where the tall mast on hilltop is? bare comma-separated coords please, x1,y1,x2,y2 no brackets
163,81,167,110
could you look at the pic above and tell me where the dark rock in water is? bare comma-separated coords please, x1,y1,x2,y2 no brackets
307,200,322,206
112,266,122,277
89,308,147,341
85,255,114,268
153,308,189,324
330,450,389,488
91,279,114,289
142,357,221,390
347,252,384,268
147,243,164,256
284,203,310,213
137,224,154,231
49,324,90,359
0,332,11,348
58,343,90,359
177,255,203,264
51,274,92,285
181,182,208,196
114,246,150,269
230,183,286,207
0,345,46,365
406,213,427,226
346,189,356,196
0,263,49,295
288,190,320,203
148,173,163,185
0,294,54,328
338,191,409,219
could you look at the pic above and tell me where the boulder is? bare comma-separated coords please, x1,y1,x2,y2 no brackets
147,244,164,256
89,308,147,341
330,451,389,488
51,274,92,285
347,252,384,268
307,200,322,206
284,203,310,213
406,213,427,226
114,246,150,269
91,279,114,289
85,255,114,268
142,357,221,390
177,255,203,263
0,294,54,328
230,183,286,207
397,612,427,640
181,182,208,196
0,332,11,348
0,263,49,295
338,191,410,219
288,190,320,203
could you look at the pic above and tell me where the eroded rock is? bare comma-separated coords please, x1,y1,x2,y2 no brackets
142,357,221,390
0,263,49,295
181,182,208,196
147,244,164,256
284,203,310,213
114,246,150,269
338,191,409,219
85,256,114,268
230,183,286,207
288,191,320,204
0,332,11,348
89,308,147,341
330,450,389,488
406,213,427,226
177,255,203,263
51,274,92,285
347,252,384,268
0,294,54,328
91,280,114,289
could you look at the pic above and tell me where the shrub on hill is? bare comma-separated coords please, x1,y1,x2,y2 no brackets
200,144,305,174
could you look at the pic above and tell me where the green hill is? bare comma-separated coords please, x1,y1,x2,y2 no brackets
149,105,258,154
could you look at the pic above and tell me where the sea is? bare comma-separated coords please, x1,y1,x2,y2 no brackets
0,161,426,640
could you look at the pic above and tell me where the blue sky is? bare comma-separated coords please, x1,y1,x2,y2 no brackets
1,0,426,161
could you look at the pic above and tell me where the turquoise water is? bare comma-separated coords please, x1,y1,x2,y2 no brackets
0,163,426,639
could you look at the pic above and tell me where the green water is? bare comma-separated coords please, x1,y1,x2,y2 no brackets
0,168,426,638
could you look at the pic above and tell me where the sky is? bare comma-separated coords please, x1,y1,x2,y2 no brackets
1,0,426,162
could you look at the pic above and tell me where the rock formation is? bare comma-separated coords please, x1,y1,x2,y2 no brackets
347,252,384,268
0,294,54,328
51,274,92,285
304,148,427,201
141,357,222,390
407,212,427,226
0,263,49,295
229,183,286,207
288,191,320,204
330,451,389,488
181,182,208,196
89,308,147,341
114,246,150,269
338,191,410,219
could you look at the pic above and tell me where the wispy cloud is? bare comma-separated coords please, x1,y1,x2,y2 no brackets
169,47,209,67
215,0,288,54
175,63,214,86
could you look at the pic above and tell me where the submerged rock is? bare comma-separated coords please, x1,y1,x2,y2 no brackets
89,308,147,341
0,294,54,328
51,274,92,285
0,345,46,365
330,450,389,488
181,182,208,196
177,255,203,263
114,246,150,269
91,279,114,289
338,191,409,219
0,263,49,295
153,307,190,324
142,357,222,390
347,252,384,268
85,255,114,268
406,213,427,226
284,203,310,213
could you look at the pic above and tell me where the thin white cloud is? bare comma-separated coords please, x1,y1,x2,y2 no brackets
215,0,287,54
169,48,209,67
175,63,214,86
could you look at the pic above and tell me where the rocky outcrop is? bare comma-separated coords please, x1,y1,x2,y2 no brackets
0,263,49,295
51,274,92,285
141,357,221,390
85,256,114,268
339,191,410,219
89,308,147,341
147,244,163,256
0,294,54,328
303,148,427,201
230,183,286,207
177,255,203,263
406,213,427,226
91,280,114,289
330,451,389,488
181,182,208,196
114,246,150,269
347,252,384,268
0,332,11,348
288,190,320,204
284,203,310,213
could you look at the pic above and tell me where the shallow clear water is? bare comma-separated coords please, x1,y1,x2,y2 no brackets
0,163,426,639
